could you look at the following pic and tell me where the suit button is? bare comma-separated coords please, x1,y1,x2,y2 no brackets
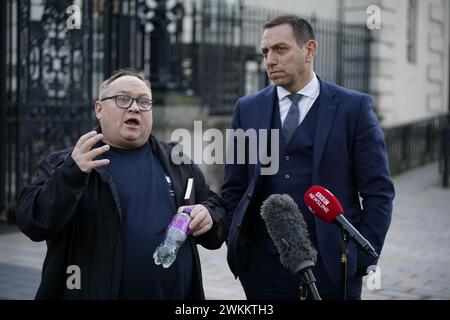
236,223,241,230
285,174,290,179
247,193,252,199
285,155,290,161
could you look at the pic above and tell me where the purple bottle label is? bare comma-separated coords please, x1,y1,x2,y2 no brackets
169,213,190,235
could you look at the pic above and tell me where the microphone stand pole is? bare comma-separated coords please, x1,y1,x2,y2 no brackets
298,263,322,300
340,230,350,300
299,273,322,300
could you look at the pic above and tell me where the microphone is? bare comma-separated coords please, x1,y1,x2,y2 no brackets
304,185,379,259
260,194,321,300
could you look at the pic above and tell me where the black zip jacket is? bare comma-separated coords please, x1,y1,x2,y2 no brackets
15,133,226,299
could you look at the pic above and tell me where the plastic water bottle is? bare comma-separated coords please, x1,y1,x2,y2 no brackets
153,207,192,268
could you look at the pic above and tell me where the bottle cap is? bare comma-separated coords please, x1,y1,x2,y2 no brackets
182,207,193,214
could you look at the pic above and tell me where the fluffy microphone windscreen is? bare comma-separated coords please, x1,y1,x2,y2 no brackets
261,194,318,273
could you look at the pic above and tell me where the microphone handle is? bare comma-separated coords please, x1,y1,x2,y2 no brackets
335,214,379,259
300,269,322,300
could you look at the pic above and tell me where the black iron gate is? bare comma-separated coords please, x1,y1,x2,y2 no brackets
2,0,95,219
1,0,7,221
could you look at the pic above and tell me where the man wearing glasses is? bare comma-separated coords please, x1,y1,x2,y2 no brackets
15,69,226,299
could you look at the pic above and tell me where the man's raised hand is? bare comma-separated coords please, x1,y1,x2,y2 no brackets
71,131,110,173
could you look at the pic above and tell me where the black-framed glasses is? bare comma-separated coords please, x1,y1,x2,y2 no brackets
100,95,153,111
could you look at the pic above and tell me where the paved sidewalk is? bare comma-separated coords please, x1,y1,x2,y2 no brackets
0,227,44,299
360,162,450,300
1,162,449,300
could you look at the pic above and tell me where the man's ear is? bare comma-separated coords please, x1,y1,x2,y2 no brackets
305,40,318,63
95,101,103,121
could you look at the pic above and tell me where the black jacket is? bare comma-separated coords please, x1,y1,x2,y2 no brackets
15,133,226,299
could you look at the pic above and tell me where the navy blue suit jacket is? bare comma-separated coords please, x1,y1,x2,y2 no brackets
221,78,395,288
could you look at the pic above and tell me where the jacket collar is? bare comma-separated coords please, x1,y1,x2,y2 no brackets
252,86,277,180
312,77,338,183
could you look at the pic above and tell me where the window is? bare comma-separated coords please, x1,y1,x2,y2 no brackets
407,0,418,63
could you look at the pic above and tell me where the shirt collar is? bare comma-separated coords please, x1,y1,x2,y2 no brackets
277,72,319,102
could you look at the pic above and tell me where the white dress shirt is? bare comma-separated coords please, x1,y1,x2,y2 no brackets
277,72,320,126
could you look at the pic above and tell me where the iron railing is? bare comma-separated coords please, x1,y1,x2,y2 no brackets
383,115,449,176
439,121,450,187
189,2,372,114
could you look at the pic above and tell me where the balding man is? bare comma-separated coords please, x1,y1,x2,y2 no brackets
16,69,226,300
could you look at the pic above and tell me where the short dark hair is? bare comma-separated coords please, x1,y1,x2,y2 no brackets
99,68,150,98
263,15,316,46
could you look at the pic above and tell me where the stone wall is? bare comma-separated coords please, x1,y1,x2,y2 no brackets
343,0,449,126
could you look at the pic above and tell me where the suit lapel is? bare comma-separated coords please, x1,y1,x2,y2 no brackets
250,86,276,193
313,79,338,183
258,86,277,131
255,86,276,169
